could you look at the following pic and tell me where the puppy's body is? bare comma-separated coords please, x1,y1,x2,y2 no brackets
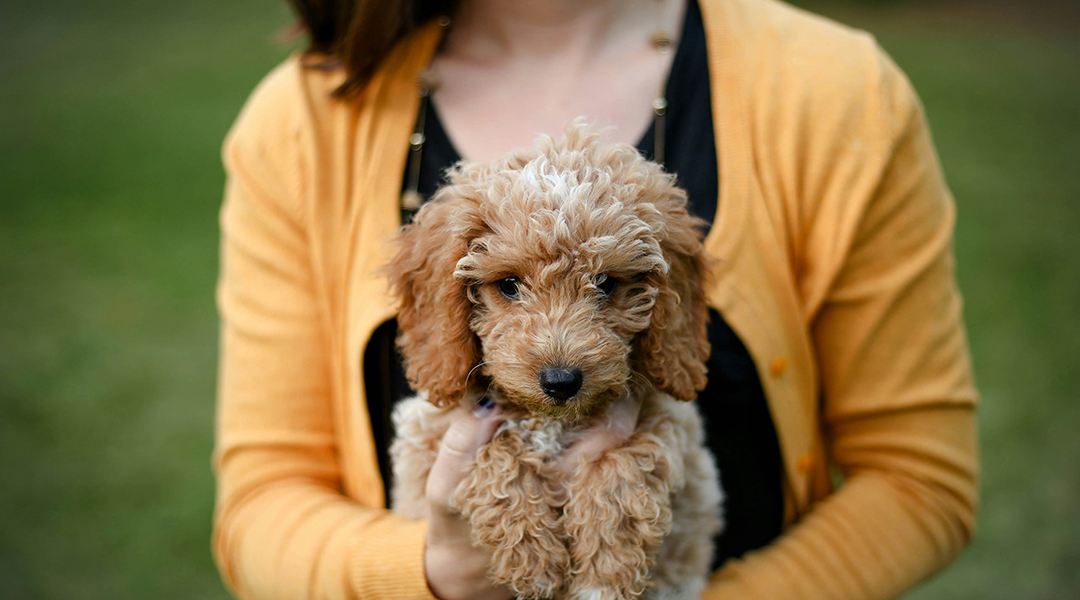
386,125,723,600
391,390,722,600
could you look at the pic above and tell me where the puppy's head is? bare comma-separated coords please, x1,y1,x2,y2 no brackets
388,125,710,420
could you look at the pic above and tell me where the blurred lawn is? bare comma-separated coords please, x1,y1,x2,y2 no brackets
1,1,1077,599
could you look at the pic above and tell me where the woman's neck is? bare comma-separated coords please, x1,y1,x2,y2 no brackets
448,0,657,61
430,0,684,163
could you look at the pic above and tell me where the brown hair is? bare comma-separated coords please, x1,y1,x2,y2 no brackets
287,0,458,96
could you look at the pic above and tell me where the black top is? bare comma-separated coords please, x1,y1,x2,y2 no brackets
367,0,783,571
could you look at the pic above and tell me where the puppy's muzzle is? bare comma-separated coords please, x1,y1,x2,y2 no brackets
538,365,584,403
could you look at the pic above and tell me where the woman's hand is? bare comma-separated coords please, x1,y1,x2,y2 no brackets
423,392,643,600
555,391,644,479
424,398,513,600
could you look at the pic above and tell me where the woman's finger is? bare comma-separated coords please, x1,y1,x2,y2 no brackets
555,391,643,479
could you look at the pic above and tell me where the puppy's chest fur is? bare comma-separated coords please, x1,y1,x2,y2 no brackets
500,414,581,456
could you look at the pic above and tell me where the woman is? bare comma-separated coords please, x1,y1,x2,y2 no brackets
212,1,979,599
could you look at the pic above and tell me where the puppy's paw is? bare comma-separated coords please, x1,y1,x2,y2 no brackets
566,586,626,600
491,537,568,600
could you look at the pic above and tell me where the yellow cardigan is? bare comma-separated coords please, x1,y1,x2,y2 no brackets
213,0,979,598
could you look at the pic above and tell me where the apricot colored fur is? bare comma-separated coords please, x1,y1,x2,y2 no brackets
387,124,723,600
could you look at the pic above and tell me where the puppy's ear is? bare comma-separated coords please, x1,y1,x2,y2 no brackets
386,195,483,407
633,191,711,402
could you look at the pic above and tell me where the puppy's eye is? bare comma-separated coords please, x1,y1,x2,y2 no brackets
594,274,617,298
496,277,521,300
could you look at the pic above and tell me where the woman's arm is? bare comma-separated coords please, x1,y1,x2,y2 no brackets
212,66,447,600
212,64,639,600
703,47,978,600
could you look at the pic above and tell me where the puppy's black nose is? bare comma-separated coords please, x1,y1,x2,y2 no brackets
539,366,584,402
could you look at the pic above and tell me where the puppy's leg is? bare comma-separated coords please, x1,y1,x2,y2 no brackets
645,404,723,600
563,416,684,600
642,465,720,600
451,427,569,599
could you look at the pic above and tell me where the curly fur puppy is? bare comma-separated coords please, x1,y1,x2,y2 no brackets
386,125,723,600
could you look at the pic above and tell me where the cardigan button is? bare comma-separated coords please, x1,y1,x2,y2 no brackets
769,356,787,377
797,452,814,473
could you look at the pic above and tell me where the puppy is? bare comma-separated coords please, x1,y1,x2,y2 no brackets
386,124,723,600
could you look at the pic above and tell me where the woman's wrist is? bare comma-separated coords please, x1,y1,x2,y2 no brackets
425,536,510,600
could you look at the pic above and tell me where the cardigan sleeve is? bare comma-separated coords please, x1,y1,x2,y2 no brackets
703,46,979,599
212,62,439,600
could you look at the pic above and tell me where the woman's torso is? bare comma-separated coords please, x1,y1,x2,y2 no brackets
246,0,902,534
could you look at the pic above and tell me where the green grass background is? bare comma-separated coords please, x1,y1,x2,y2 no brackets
1,1,1077,598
